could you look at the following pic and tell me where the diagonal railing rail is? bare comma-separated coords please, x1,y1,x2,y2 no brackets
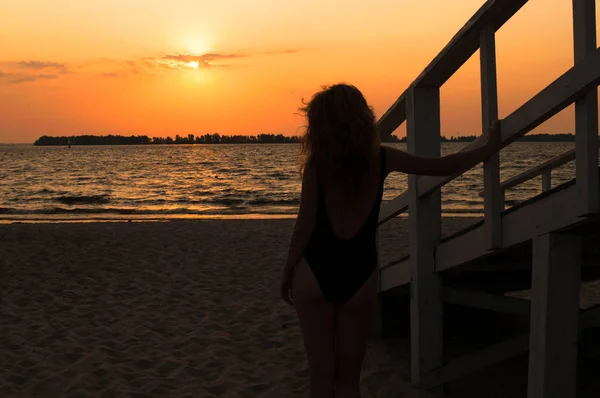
477,139,600,200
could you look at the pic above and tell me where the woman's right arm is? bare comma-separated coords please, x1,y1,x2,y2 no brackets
385,120,501,176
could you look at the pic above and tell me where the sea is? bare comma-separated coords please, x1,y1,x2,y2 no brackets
0,142,578,222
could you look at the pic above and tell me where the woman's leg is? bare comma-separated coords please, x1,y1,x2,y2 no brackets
292,258,337,398
335,270,378,398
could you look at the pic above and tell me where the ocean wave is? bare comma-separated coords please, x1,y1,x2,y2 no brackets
442,199,483,206
54,194,111,205
267,172,287,179
441,208,484,214
248,198,300,206
0,203,483,216
37,188,58,194
0,206,297,216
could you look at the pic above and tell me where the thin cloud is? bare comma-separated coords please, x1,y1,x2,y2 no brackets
99,47,302,77
9,76,37,84
0,60,69,84
0,70,59,85
112,52,245,76
158,52,246,69
4,48,302,82
263,49,299,55
163,52,245,63
38,74,59,80
18,61,68,74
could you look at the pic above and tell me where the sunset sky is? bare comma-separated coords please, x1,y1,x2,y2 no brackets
0,0,598,143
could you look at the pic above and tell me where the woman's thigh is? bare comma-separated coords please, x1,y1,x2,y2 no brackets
335,269,378,367
292,258,336,375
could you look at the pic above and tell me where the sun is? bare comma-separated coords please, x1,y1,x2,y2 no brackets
188,61,199,69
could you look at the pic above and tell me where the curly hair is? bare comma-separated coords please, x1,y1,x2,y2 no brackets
299,83,380,193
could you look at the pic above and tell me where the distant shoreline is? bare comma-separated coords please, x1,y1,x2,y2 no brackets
30,133,580,146
1,212,496,225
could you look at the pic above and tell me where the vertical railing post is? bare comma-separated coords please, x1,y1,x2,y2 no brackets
527,233,582,398
406,86,443,387
573,0,599,216
372,229,383,338
480,24,503,250
541,170,552,192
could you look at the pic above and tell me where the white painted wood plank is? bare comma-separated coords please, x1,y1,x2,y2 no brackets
376,92,407,139
480,24,502,250
503,188,584,245
380,257,411,292
573,0,597,62
375,0,528,137
373,229,383,338
444,287,530,315
497,50,600,147
436,183,586,272
477,147,577,197
378,191,409,225
406,87,443,386
421,334,530,388
436,227,486,272
573,0,599,216
418,304,598,387
528,233,582,398
418,46,600,199
541,170,552,192
380,255,409,270
413,0,528,88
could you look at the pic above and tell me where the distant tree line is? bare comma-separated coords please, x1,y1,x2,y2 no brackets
33,132,580,146
34,133,301,146
34,135,153,146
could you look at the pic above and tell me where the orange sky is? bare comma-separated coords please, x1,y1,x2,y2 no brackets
0,0,598,143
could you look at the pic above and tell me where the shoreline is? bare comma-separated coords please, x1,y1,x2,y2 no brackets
0,212,487,224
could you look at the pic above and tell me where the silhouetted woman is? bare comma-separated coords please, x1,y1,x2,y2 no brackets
280,83,500,398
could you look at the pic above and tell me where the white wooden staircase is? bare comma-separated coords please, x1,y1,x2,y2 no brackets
374,1,600,396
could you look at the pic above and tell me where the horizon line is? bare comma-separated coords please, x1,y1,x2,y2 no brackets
1,131,586,146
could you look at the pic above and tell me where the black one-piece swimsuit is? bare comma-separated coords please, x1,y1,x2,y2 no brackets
303,147,387,304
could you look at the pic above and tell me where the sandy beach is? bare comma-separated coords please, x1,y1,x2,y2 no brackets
1,218,598,397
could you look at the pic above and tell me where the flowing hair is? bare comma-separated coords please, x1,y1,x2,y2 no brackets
299,83,380,193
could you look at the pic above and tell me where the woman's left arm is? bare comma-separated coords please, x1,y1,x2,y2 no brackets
280,166,319,300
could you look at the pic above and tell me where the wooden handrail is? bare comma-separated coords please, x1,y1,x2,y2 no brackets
375,0,527,139
413,0,527,88
378,46,600,225
477,147,577,197
376,0,600,228
375,1,527,225
477,138,600,197
416,46,600,199
376,92,407,139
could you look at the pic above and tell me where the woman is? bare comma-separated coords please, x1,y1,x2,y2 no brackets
280,83,500,398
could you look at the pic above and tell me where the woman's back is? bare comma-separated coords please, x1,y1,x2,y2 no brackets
316,148,384,240
303,147,387,303
319,148,385,240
